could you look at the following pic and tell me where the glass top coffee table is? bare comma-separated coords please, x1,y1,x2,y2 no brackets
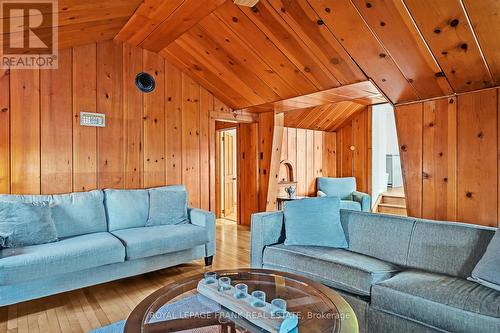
125,269,358,333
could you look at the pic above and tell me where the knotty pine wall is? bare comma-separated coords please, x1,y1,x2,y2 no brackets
395,88,499,227
335,107,372,195
0,40,229,211
279,127,336,196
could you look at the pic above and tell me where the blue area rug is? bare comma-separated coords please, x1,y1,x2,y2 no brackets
89,294,221,333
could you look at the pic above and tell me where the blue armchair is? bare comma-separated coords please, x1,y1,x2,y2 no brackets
317,177,371,212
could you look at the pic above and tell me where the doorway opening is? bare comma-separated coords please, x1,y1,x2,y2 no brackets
216,124,238,223
371,104,407,216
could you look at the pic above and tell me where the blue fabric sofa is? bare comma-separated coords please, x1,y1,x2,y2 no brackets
317,177,371,212
0,185,216,306
251,210,500,333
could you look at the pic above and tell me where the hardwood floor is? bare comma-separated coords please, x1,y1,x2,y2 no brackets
0,220,250,333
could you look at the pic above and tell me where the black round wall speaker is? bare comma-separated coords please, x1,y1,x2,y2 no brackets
135,72,156,93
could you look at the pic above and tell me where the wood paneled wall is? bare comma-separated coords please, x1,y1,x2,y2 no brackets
0,40,229,212
395,89,499,227
279,127,337,196
334,107,372,194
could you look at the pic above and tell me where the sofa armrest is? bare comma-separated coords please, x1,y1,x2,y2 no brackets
250,211,285,268
352,191,371,212
188,208,216,257
317,190,327,197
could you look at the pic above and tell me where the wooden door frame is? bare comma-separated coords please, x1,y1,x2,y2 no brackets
215,123,239,221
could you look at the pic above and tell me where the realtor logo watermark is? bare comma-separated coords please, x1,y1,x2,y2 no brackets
1,0,58,69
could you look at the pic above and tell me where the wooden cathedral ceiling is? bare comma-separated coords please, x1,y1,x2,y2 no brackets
113,0,500,110
6,0,498,110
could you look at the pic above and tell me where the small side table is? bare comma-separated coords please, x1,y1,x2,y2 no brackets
276,196,309,210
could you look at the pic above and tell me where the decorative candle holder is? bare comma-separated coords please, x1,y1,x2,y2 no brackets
197,277,298,333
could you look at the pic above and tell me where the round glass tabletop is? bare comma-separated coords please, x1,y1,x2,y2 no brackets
125,269,358,333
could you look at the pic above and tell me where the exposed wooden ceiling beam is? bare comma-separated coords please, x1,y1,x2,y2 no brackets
115,0,226,52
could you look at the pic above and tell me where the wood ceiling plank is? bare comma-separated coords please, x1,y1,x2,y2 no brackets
240,1,340,90
403,0,493,92
197,14,298,100
174,33,268,106
182,25,281,103
160,48,239,108
161,42,250,108
462,0,500,85
214,2,316,95
266,0,366,85
141,0,226,52
351,0,453,98
57,0,141,27
296,104,330,128
115,0,185,46
283,107,314,127
329,104,366,131
308,0,418,103
1,17,130,51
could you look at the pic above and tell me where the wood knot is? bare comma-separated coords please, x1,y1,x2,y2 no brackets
450,19,459,27
1,108,8,113
466,191,473,198
429,122,434,127
380,21,386,27
251,6,258,12
434,28,441,34
435,71,445,77
401,144,408,152
232,17,238,22
477,131,484,138
443,177,448,183
460,43,468,51
366,2,372,8
379,53,386,58
317,19,324,25
422,172,429,179
325,7,331,13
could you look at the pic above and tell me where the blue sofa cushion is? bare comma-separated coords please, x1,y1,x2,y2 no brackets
146,190,188,226
340,200,361,211
0,232,125,285
262,244,400,296
111,224,208,260
407,219,494,278
150,185,187,192
51,190,107,238
104,189,149,231
317,177,356,200
340,210,415,266
0,202,58,247
471,228,500,291
283,197,347,248
372,271,500,333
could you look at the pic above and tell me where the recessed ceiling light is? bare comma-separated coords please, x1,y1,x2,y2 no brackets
233,0,260,7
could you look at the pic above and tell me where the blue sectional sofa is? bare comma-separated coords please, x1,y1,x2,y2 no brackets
0,185,216,306
251,209,500,333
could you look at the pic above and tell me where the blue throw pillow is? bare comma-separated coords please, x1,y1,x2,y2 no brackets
0,202,58,247
146,190,189,226
470,229,500,291
51,190,107,238
104,189,149,231
283,197,348,248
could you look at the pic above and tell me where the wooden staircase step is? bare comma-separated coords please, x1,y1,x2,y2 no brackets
381,195,406,206
377,203,407,216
